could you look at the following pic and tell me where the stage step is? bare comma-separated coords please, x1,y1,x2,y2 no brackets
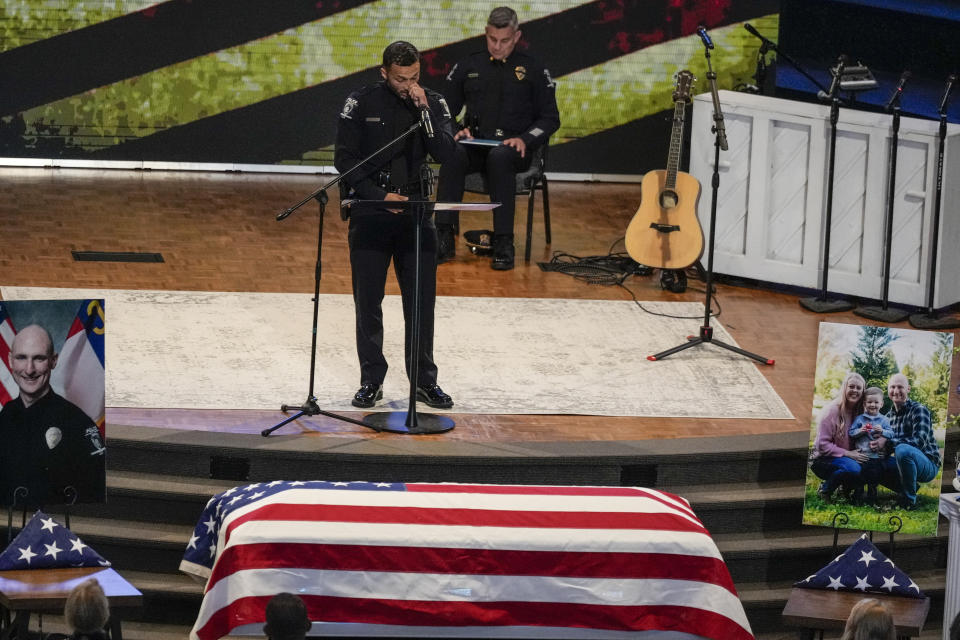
105,423,814,488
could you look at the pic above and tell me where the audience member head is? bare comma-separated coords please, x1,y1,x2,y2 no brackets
263,592,311,640
64,578,110,636
840,598,895,640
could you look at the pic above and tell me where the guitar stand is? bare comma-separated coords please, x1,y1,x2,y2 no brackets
650,46,773,366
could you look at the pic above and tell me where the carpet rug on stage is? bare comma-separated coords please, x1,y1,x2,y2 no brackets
1,287,792,419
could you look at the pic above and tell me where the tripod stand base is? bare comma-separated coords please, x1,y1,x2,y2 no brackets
363,411,455,435
853,305,910,324
908,312,960,330
648,326,774,365
799,296,855,313
262,397,377,436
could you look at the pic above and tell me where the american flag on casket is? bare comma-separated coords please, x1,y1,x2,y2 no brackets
180,480,752,640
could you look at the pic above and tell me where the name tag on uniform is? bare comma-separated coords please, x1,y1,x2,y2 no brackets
365,117,381,122
467,72,480,79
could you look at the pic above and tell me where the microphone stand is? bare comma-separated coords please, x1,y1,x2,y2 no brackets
743,24,831,98
752,41,770,93
262,120,428,437
800,57,856,313
360,163,455,435
855,73,911,323
650,40,773,366
909,74,960,330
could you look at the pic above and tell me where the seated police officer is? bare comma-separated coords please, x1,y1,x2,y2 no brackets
334,41,458,410
435,6,560,270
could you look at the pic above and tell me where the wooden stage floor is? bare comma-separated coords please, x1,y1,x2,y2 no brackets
1,167,956,443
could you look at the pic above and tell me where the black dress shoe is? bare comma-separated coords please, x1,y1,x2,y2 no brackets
351,383,383,408
416,384,454,409
491,234,515,271
437,224,456,264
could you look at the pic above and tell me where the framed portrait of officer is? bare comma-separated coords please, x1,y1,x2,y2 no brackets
0,299,106,508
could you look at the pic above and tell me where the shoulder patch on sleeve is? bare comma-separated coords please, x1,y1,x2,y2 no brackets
438,96,452,119
543,68,556,89
446,62,459,82
340,96,359,120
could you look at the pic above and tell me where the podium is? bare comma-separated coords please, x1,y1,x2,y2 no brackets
344,199,497,435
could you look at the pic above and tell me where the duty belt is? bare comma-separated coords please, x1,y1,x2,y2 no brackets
376,172,423,197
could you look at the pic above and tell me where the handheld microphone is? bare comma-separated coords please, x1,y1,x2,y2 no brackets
696,26,714,50
420,104,434,138
939,73,957,114
885,70,911,111
408,96,434,138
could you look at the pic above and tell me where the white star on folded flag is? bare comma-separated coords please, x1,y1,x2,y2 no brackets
796,534,923,598
179,480,753,640
17,546,37,565
0,510,110,569
44,541,62,560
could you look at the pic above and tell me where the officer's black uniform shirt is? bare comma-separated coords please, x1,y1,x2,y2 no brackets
334,81,457,200
0,391,106,507
443,49,560,147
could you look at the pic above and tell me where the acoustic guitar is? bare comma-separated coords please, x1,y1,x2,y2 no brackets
625,70,704,270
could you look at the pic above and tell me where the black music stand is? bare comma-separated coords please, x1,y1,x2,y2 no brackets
346,199,498,435
855,72,911,323
263,120,428,437
650,40,773,366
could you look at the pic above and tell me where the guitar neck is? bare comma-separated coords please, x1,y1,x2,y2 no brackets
665,100,686,190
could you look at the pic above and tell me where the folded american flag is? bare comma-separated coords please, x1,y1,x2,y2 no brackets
0,510,110,570
181,480,751,640
795,533,923,598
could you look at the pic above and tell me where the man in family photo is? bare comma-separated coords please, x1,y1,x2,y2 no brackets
878,373,942,511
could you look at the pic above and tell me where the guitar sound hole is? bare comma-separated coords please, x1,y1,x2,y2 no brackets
659,190,678,209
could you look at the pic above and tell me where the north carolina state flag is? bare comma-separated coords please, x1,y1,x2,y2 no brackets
51,299,105,433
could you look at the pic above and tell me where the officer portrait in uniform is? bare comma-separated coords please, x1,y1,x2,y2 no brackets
334,40,459,410
0,322,106,508
435,6,560,270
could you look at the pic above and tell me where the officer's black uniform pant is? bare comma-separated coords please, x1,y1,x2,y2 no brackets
436,143,533,235
348,211,439,387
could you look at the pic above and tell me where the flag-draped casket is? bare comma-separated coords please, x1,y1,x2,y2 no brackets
180,481,752,640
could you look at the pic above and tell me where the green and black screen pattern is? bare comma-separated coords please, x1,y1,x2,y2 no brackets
0,1,778,173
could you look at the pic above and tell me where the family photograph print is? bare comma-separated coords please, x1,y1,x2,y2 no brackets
803,322,953,536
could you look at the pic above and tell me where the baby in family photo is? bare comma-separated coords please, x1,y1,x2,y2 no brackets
847,387,894,505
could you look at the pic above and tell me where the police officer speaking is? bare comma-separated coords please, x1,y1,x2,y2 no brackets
334,41,459,411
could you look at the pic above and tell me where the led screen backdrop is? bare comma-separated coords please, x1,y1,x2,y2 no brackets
0,1,780,174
